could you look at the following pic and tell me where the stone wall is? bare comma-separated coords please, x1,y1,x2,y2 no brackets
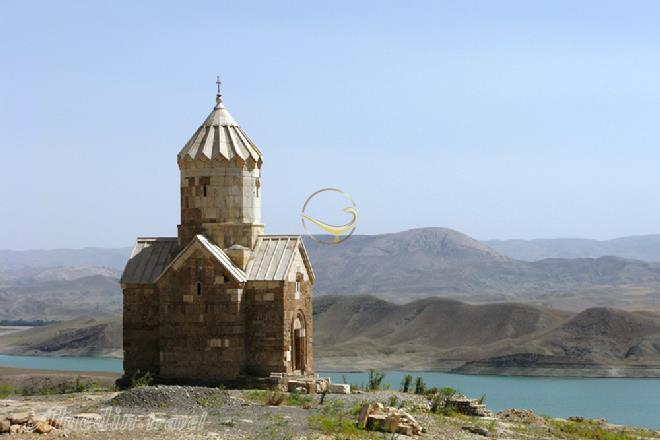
282,279,313,374
123,241,315,384
122,284,160,377
244,281,287,376
157,249,247,381
178,158,262,249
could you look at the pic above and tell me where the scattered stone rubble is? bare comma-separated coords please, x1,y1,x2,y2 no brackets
448,397,493,417
286,379,317,394
497,408,547,425
110,385,234,410
0,411,65,436
357,403,424,436
327,383,350,394
462,425,489,436
279,375,350,395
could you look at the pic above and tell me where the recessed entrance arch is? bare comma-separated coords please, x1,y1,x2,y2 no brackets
291,311,307,373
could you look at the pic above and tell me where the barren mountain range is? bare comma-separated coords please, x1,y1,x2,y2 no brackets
304,228,660,311
2,227,660,375
485,234,660,262
2,227,660,320
0,268,121,321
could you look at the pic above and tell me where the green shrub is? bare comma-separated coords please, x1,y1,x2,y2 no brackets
400,374,413,393
427,387,460,414
266,390,285,406
429,393,442,413
0,383,13,398
424,386,439,396
308,399,361,436
196,394,226,408
73,375,97,393
285,391,312,406
349,401,369,415
431,397,458,415
129,370,153,388
414,377,426,394
350,382,364,392
388,395,399,407
548,418,640,440
367,370,386,391
439,387,458,398
244,390,268,401
309,414,361,435
13,377,103,396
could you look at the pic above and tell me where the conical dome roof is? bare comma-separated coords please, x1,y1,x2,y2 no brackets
178,94,263,164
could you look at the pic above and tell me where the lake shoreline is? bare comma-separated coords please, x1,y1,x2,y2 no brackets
450,365,660,378
317,362,660,378
0,365,120,378
5,352,660,378
6,362,660,380
1,360,660,428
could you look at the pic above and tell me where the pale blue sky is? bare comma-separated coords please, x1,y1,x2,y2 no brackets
1,1,660,249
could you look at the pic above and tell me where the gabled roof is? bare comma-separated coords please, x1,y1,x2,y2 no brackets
177,94,263,164
245,235,315,283
121,238,178,285
155,234,247,283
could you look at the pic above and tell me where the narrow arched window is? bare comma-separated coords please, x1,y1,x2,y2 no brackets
295,272,302,299
197,282,202,295
203,185,207,197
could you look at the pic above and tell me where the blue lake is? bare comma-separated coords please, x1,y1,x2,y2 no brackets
324,371,660,429
0,354,123,373
0,355,659,429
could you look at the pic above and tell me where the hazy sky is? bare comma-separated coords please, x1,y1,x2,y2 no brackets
2,1,660,249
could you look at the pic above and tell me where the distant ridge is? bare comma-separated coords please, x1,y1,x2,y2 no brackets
3,227,660,314
0,269,122,321
303,227,660,311
4,229,660,268
0,247,131,271
485,234,660,262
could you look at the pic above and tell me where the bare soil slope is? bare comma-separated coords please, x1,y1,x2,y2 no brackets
0,316,121,358
314,295,660,375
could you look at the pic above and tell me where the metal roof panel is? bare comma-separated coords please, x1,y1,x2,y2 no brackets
121,238,178,284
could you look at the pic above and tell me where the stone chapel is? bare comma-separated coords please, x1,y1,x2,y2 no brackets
120,85,314,384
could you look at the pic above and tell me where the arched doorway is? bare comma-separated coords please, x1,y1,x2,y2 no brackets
291,312,307,373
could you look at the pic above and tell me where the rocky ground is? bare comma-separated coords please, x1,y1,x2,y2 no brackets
1,386,660,439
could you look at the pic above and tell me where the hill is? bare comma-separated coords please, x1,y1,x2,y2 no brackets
3,295,660,376
313,295,660,376
0,268,122,321
304,228,660,311
4,230,660,271
0,247,131,271
2,227,660,316
0,315,121,358
485,234,660,262
313,294,569,349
